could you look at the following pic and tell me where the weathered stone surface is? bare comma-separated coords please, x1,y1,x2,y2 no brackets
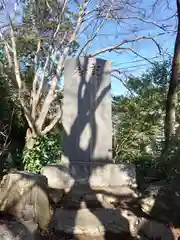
0,171,53,230
62,57,112,163
89,163,137,188
60,185,138,209
139,183,180,225
0,214,38,240
41,162,137,207
47,188,64,204
50,208,173,239
51,208,130,236
41,163,137,206
137,218,174,240
41,163,85,192
41,163,137,191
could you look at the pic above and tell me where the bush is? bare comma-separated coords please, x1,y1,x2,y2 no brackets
159,136,180,183
23,132,62,173
114,136,180,185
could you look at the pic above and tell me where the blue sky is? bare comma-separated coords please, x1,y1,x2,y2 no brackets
1,0,177,96
76,0,177,96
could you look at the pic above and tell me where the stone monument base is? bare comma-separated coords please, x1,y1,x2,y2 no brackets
50,208,172,239
41,162,140,237
41,162,138,205
41,163,172,239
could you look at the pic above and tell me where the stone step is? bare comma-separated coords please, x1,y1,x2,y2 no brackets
50,208,173,239
59,186,138,209
50,208,130,236
50,184,139,206
49,231,135,240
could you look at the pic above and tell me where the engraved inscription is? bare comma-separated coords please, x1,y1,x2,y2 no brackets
77,62,103,78
90,64,103,77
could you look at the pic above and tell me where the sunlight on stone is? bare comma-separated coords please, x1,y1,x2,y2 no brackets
79,123,92,151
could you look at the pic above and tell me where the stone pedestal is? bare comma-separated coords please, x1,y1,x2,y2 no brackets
41,57,139,237
42,162,137,191
41,162,138,206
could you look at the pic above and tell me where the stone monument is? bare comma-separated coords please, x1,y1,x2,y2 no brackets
62,57,112,163
41,57,137,237
42,57,136,193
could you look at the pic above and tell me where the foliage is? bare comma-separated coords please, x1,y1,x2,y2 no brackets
164,0,180,147
0,0,79,172
112,60,176,183
0,0,177,182
158,136,180,183
23,131,62,173
113,60,171,163
112,59,180,183
1,0,79,143
0,45,27,161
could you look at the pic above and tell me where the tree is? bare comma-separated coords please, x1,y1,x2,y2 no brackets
0,0,172,150
113,61,171,163
164,0,180,149
0,0,79,149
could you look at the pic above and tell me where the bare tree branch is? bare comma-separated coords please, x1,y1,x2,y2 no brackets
36,0,90,132
41,104,62,135
88,34,164,58
0,109,14,157
114,48,159,66
10,25,22,90
31,39,42,120
111,72,135,96
79,3,113,56
109,16,172,32
0,0,174,143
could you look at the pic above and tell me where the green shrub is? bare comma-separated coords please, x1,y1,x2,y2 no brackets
23,132,62,173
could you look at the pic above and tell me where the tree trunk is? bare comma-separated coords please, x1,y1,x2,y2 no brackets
164,0,180,149
164,86,177,146
25,128,37,150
